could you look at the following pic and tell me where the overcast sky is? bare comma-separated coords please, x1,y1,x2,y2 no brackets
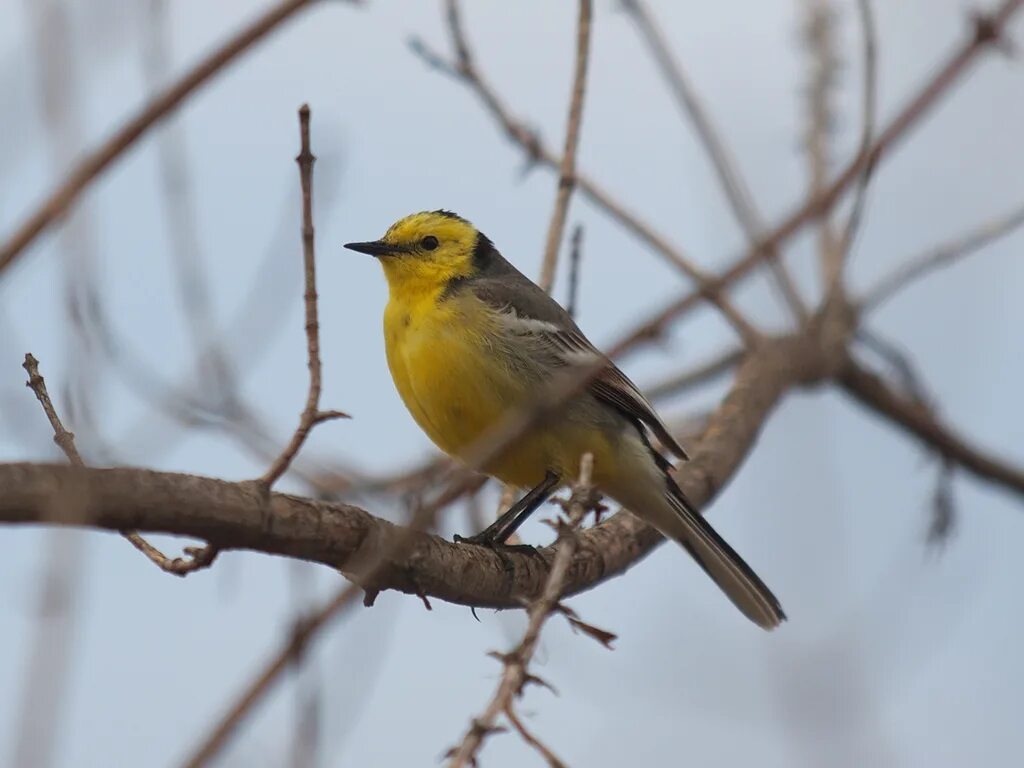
2,1,1023,766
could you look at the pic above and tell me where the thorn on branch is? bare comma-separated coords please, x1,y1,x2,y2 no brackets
555,603,617,649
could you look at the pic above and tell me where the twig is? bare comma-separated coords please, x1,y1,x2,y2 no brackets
835,0,879,273
418,1,761,344
0,0,332,276
802,0,844,294
840,359,1024,496
260,105,348,489
23,355,84,466
22,353,217,574
446,454,603,767
565,224,583,319
621,0,808,322
860,198,1024,310
504,706,566,768
537,0,592,294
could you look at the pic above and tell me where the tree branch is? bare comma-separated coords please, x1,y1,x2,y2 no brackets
537,0,592,294
259,104,348,489
0,334,825,609
447,454,600,767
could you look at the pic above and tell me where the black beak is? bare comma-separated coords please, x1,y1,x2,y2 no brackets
344,240,405,257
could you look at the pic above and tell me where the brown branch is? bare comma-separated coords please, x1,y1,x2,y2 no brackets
416,1,760,343
260,105,348,489
840,360,1024,497
537,0,592,294
802,0,844,293
0,334,826,609
0,0,334,276
835,0,879,275
23,354,84,467
447,455,599,767
504,706,566,768
621,0,809,322
860,198,1024,310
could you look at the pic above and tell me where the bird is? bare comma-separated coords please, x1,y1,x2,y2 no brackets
345,210,785,629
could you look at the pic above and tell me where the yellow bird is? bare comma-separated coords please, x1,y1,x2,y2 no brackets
345,210,784,629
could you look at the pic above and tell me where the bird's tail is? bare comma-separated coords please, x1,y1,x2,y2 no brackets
659,477,785,629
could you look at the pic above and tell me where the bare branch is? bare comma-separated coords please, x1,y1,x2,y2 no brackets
0,0,338,276
836,0,879,271
23,354,84,467
622,0,808,321
1,334,828,609
538,0,592,294
260,105,348,489
447,454,599,767
802,0,844,293
860,198,1024,310
504,706,566,768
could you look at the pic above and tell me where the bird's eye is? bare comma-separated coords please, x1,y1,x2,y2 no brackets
420,235,439,251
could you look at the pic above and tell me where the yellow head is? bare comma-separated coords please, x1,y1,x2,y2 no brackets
344,210,492,296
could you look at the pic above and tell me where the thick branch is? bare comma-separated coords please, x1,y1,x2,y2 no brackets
0,335,823,608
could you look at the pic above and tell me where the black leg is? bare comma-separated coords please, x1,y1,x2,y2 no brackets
455,471,561,546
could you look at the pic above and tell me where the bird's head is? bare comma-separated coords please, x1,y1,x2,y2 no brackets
345,210,494,294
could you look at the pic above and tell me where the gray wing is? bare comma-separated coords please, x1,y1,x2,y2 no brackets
463,264,689,461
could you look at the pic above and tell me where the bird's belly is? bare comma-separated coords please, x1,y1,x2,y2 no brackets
385,302,551,486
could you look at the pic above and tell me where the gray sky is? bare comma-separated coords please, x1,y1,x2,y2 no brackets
2,1,1023,766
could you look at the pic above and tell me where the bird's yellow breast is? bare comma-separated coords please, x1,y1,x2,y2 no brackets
383,289,572,487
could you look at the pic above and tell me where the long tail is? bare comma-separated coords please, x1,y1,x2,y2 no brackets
661,476,785,629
